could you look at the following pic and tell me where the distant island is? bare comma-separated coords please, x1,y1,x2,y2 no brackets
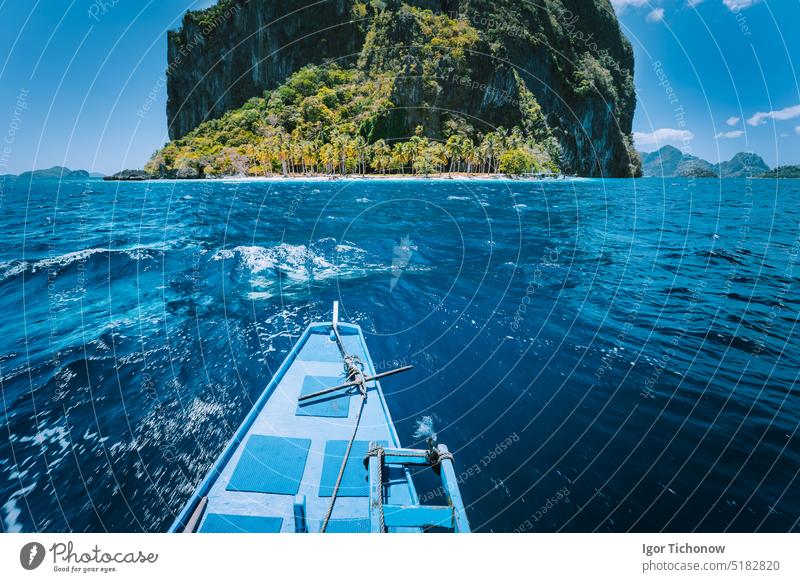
638,145,785,179
3,166,105,180
757,165,800,179
137,0,640,179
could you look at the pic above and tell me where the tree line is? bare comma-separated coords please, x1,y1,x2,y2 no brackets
149,125,557,179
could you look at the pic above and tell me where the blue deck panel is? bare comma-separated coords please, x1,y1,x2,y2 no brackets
226,435,311,495
319,440,387,497
172,322,419,534
296,375,352,418
324,518,371,533
200,514,283,533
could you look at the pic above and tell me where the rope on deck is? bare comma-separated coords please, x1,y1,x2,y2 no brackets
319,394,367,533
319,321,369,533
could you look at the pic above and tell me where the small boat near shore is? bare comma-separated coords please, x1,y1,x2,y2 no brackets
170,303,470,533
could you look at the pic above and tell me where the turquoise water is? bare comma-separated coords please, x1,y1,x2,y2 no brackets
0,176,798,532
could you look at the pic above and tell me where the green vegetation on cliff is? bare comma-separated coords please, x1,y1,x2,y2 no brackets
165,0,640,176
150,5,558,177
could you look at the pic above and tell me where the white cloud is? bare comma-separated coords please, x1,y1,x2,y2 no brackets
715,130,744,139
723,0,759,10
634,128,695,147
611,0,648,12
747,104,800,126
647,8,665,21
726,116,740,126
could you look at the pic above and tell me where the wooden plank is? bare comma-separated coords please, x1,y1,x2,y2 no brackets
382,504,453,528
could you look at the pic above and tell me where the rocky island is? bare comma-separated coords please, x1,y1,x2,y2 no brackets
143,0,640,179
640,145,771,179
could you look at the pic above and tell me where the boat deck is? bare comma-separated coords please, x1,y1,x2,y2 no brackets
170,322,418,533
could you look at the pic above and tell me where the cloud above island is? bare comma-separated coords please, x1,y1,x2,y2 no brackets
610,0,648,11
723,0,760,10
612,0,760,14
747,103,800,126
633,128,694,147
715,130,744,139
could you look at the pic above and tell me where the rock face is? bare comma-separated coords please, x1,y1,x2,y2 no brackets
641,146,770,178
166,0,640,177
718,152,769,178
166,0,364,141
104,170,151,181
641,146,718,178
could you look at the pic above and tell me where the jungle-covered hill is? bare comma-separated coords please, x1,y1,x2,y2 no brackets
152,0,639,178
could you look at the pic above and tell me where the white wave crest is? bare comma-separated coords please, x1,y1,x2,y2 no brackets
212,239,394,297
0,246,160,281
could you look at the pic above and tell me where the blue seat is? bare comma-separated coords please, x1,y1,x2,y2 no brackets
200,513,283,533
296,375,351,418
319,440,386,497
323,518,371,533
227,435,311,495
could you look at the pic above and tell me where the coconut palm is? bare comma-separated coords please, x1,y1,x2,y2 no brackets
370,139,392,174
319,142,336,175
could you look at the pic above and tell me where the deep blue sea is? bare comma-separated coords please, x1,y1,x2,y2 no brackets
0,176,798,532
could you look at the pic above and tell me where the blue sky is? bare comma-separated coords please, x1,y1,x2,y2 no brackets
616,0,800,166
0,0,216,176
0,0,797,175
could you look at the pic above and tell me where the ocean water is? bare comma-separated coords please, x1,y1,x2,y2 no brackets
0,176,798,533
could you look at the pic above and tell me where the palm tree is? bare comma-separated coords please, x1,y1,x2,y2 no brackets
319,142,336,175
480,131,503,173
277,130,290,176
391,142,410,174
508,126,525,150
343,136,359,175
353,135,367,175
370,139,391,174
445,134,469,174
302,140,319,174
435,142,448,174
408,134,429,174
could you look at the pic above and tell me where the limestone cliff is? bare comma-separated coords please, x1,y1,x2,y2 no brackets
165,0,640,176
166,0,364,140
